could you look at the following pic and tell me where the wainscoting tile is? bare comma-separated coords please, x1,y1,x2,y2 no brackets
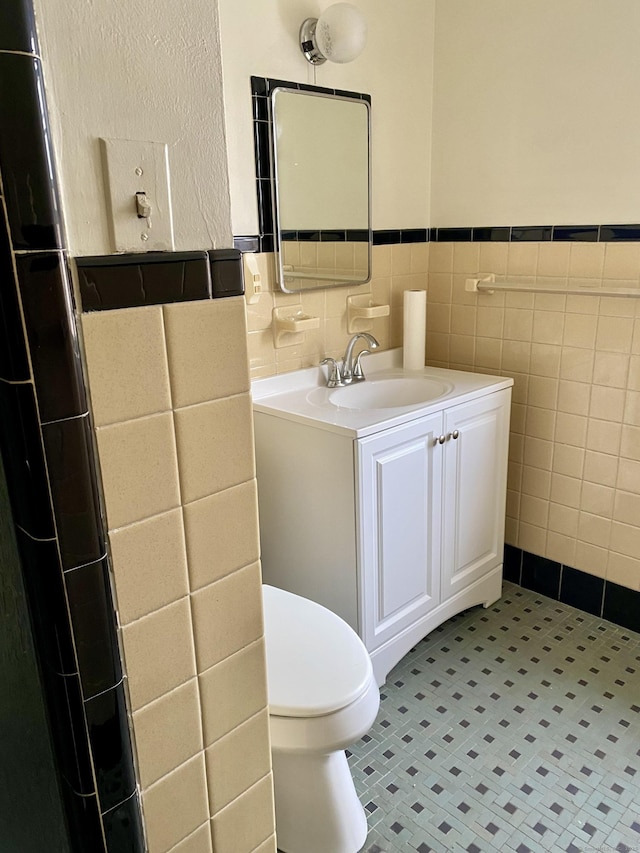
199,639,267,747
132,679,203,789
167,824,212,853
209,773,275,852
173,395,254,505
81,305,171,427
109,508,189,625
205,709,271,814
191,563,263,673
183,480,259,592
163,297,249,408
121,597,196,711
143,753,209,853
96,412,180,530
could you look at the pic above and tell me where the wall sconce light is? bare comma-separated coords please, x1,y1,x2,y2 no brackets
300,3,367,65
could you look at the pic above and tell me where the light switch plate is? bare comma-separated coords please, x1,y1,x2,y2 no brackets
101,137,175,253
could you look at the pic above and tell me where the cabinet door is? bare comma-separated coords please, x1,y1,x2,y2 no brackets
356,413,443,651
441,389,510,599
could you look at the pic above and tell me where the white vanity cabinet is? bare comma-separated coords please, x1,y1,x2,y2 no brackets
253,356,512,686
357,390,509,669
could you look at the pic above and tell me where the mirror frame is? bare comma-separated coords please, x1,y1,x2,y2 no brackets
268,85,372,293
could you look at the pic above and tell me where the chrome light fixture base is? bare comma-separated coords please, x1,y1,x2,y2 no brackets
300,18,327,65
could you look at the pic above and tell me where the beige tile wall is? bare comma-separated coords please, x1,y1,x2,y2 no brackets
426,241,640,592
82,297,276,853
245,243,429,377
280,239,369,288
246,240,640,592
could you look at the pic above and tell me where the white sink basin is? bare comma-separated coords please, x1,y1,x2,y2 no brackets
327,376,452,410
252,349,513,438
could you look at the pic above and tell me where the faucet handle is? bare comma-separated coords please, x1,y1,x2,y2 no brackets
320,357,344,388
353,349,371,381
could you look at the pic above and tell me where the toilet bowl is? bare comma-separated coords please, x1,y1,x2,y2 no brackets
262,585,380,853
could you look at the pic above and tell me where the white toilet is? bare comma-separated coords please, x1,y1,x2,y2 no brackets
262,585,380,853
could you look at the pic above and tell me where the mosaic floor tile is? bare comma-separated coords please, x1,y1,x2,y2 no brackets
349,582,640,852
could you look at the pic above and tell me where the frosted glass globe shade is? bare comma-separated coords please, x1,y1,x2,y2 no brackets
315,3,367,64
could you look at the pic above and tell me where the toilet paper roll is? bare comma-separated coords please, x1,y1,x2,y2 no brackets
403,289,427,370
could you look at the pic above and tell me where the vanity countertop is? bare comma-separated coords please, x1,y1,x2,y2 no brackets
251,349,513,438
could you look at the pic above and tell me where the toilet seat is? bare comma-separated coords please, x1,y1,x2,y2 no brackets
263,584,373,718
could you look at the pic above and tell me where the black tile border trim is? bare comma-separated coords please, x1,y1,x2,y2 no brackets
235,222,640,252
280,229,370,243
235,228,429,251
76,248,243,311
504,545,640,634
428,224,640,242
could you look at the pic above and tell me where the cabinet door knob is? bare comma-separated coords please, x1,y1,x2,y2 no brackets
451,429,459,440
437,434,446,445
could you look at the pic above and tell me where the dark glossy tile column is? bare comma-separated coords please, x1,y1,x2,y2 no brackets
0,1,143,850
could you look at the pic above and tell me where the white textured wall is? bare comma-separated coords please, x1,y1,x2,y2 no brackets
431,0,640,227
218,0,435,236
33,0,233,255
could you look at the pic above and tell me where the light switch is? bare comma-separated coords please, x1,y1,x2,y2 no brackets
101,137,175,252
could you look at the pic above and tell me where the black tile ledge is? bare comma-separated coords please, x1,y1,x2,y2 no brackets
76,251,211,311
208,249,244,298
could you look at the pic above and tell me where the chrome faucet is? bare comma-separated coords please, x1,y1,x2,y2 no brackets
342,333,379,383
319,333,379,388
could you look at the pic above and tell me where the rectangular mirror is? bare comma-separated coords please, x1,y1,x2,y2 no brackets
270,87,371,293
